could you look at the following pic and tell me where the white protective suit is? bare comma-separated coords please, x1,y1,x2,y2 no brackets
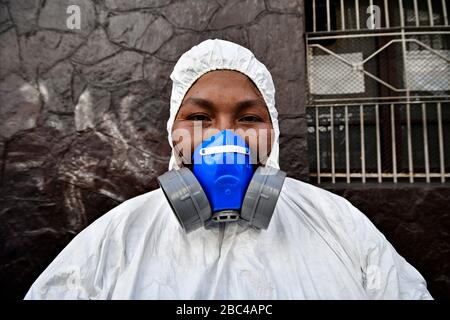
25,39,432,300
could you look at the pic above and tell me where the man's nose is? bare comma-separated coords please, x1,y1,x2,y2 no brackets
215,116,235,131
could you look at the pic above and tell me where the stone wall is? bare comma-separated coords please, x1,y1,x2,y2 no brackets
0,0,307,299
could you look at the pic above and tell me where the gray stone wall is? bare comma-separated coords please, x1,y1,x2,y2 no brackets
0,0,307,299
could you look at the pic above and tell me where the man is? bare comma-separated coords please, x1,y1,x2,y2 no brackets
25,39,432,299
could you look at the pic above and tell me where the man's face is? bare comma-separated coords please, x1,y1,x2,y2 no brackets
171,70,274,166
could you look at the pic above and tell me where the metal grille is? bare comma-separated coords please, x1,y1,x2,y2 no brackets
306,0,450,184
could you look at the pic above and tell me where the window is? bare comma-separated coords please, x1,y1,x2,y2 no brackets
305,0,450,183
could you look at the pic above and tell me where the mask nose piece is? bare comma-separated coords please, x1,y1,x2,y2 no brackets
211,210,240,222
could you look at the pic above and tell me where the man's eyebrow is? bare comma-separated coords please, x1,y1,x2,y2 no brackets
236,98,267,110
181,97,214,109
181,97,267,110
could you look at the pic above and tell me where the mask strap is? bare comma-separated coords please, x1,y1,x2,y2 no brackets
199,145,250,156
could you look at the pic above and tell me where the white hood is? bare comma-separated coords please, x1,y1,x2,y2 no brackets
167,39,280,170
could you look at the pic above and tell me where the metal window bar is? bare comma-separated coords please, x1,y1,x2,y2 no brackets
330,106,336,183
360,105,366,183
313,0,317,32
327,0,331,32
391,104,398,183
399,0,405,28
307,101,450,184
443,0,449,26
310,172,450,179
427,0,434,26
307,0,450,32
406,103,414,182
345,105,351,183
375,104,382,183
315,107,321,183
400,1,413,182
341,0,346,30
384,0,390,28
437,102,446,182
413,0,420,27
422,103,431,182
307,31,450,41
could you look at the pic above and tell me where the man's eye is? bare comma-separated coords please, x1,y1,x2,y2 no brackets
239,115,263,123
187,114,211,121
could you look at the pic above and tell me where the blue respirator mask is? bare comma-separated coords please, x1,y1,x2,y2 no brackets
157,130,286,233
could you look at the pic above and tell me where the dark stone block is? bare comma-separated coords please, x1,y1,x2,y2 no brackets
41,112,76,134
2,127,68,202
108,12,173,54
279,115,309,181
162,0,219,31
57,130,168,205
0,74,41,139
274,79,306,114
19,30,85,80
143,55,174,95
74,86,111,132
0,180,120,299
0,139,4,179
279,135,309,180
39,61,75,114
0,3,9,25
154,26,251,65
266,0,303,14
154,31,204,62
8,0,40,35
72,28,121,65
0,28,20,79
208,0,266,30
248,13,305,81
76,50,144,87
207,26,250,49
0,220,75,299
106,81,172,154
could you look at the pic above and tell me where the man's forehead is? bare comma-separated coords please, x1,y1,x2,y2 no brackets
182,70,265,102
